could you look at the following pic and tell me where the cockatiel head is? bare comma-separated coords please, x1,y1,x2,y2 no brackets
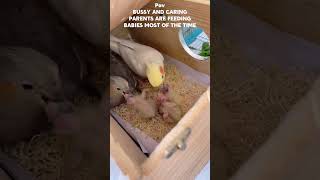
146,63,165,87
0,47,64,101
110,76,130,107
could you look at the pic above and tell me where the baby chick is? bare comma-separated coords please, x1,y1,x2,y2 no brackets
110,76,130,108
156,84,182,105
156,84,182,123
123,89,157,119
110,35,165,87
159,101,182,123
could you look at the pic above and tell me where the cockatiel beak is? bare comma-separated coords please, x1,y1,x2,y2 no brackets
122,90,130,96
146,63,165,87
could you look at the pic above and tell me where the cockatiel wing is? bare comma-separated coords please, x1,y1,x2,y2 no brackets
110,38,147,77
110,51,138,88
110,35,155,54
116,40,135,51
110,35,135,53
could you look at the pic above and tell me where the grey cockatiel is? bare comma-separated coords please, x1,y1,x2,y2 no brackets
0,47,64,144
0,47,63,100
110,76,130,108
110,50,137,89
110,35,165,87
0,0,102,100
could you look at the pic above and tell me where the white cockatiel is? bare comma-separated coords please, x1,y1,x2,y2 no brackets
110,35,165,87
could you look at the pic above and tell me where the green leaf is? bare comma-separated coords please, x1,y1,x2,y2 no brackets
199,42,210,57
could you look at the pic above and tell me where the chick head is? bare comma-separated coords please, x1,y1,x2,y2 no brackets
146,63,165,87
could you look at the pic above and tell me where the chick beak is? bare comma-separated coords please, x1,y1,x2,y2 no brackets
160,84,169,93
122,90,130,97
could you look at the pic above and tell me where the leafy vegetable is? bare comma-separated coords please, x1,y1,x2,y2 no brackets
199,42,210,57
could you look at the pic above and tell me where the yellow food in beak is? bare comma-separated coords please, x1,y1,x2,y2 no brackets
146,64,165,87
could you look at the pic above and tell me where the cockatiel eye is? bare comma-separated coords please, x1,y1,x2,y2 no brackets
160,66,165,80
116,88,121,90
21,81,34,90
22,84,33,90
